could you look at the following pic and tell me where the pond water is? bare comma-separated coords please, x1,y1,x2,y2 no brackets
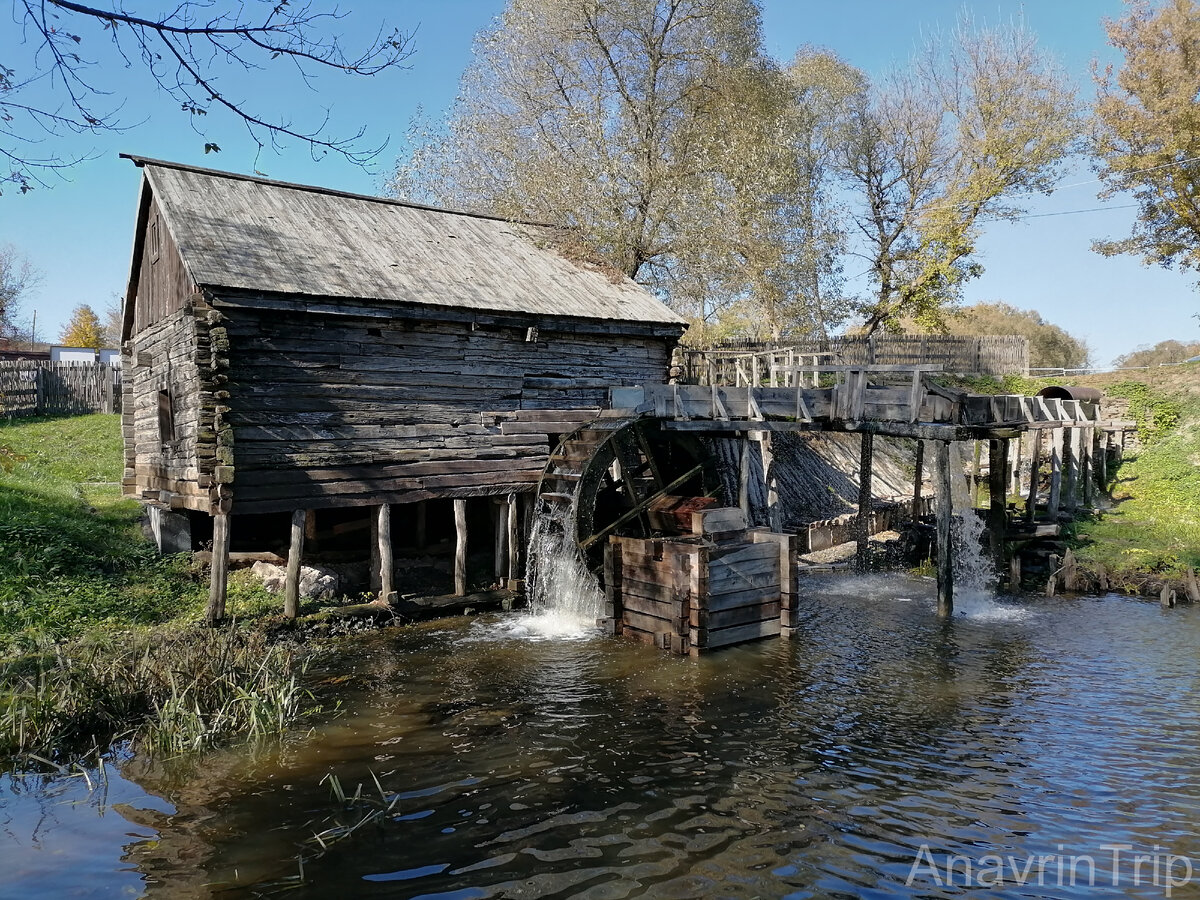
4,577,1200,899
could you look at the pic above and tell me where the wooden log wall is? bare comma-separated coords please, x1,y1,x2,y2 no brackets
0,361,121,416
218,307,674,514
123,300,228,513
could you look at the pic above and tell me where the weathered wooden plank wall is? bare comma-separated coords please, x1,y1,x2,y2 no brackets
0,361,122,416
131,191,195,334
221,308,675,514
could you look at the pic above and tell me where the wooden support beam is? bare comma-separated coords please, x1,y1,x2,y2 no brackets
1010,433,1023,497
304,506,318,548
207,512,230,626
1098,430,1110,489
492,496,501,580
738,438,751,520
1063,427,1079,512
284,508,306,619
856,432,874,572
935,441,953,618
377,503,394,602
506,493,519,584
454,498,468,596
369,508,382,595
1080,426,1094,508
912,439,925,508
1048,427,1063,519
1025,429,1042,524
755,431,781,533
988,439,1009,576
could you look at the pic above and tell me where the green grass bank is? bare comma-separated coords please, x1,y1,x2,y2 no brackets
0,415,313,761
957,366,1200,591
1063,371,1200,591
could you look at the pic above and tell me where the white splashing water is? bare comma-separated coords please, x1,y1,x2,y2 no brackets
934,442,1029,621
523,497,605,639
944,441,994,596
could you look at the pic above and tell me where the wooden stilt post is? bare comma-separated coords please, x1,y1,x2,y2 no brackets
1048,427,1064,519
755,432,781,533
369,509,382,595
1064,427,1079,512
1010,434,1023,497
912,439,925,516
454,498,468,596
936,441,954,617
207,512,230,625
377,503,394,603
494,498,507,583
1080,427,1094,508
284,508,306,619
738,438,751,520
856,432,874,571
506,493,519,587
1025,429,1042,524
1099,431,1110,490
988,439,1009,577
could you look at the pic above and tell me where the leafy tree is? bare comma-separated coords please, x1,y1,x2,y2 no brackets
3,1,415,194
0,244,39,342
840,20,1080,335
933,302,1092,369
59,304,104,348
397,0,849,335
676,49,863,339
1114,339,1200,367
1093,0,1200,281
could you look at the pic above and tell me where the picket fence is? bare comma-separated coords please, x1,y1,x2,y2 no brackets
0,361,122,415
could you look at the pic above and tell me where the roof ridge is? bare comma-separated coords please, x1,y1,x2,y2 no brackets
119,153,555,228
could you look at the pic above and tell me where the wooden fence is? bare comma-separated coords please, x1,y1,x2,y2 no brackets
0,361,122,416
680,335,1029,381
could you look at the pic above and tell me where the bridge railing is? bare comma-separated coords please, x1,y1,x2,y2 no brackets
677,335,1030,382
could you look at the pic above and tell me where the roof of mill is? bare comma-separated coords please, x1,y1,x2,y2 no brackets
123,155,685,327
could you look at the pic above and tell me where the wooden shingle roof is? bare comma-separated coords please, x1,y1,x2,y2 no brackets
125,156,685,328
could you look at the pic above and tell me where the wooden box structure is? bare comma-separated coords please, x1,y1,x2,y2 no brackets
603,507,796,656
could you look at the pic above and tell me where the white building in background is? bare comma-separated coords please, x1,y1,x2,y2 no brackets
51,346,120,365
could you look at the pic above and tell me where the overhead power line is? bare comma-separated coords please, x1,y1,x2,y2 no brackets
984,202,1139,222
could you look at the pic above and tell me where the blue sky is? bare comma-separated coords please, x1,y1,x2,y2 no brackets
0,0,1193,365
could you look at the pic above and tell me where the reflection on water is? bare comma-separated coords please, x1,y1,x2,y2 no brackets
5,577,1200,898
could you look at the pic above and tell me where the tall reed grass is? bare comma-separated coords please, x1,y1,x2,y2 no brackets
0,625,316,759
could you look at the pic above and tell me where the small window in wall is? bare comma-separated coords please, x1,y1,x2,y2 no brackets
150,218,161,263
157,389,175,443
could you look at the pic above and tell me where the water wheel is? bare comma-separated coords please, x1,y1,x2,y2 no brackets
535,417,724,574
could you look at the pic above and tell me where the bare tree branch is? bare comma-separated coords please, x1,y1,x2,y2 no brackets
1,0,416,193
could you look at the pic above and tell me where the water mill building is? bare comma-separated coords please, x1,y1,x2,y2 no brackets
119,156,687,618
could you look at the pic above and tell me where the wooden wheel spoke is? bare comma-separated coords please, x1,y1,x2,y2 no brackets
579,463,704,551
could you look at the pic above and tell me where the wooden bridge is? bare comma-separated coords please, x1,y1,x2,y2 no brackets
540,361,1126,621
